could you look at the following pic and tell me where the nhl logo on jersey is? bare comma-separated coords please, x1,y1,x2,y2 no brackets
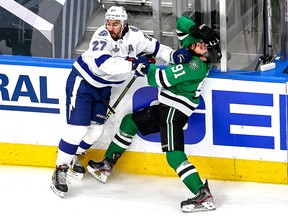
189,60,200,70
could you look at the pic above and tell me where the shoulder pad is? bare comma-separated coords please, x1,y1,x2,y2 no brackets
129,26,139,32
98,30,109,37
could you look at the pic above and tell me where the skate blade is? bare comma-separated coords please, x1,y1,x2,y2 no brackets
181,201,216,213
50,184,65,198
87,165,108,183
67,168,84,179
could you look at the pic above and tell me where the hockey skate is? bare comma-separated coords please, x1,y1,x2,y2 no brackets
68,155,86,179
87,153,121,183
181,180,216,212
50,164,69,198
87,158,114,183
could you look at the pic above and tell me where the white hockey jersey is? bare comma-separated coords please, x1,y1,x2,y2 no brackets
72,25,173,88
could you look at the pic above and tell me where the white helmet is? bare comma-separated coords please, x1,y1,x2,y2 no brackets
105,6,128,21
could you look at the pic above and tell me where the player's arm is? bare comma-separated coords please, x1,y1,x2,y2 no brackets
136,29,192,64
146,59,208,88
176,16,196,34
145,63,189,88
176,16,220,45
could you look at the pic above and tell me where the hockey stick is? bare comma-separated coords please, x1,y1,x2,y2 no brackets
105,54,155,121
105,74,137,121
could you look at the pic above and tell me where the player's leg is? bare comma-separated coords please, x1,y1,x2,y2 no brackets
160,104,215,212
87,113,137,183
69,82,111,179
51,123,88,197
69,122,104,178
88,105,160,183
51,71,92,196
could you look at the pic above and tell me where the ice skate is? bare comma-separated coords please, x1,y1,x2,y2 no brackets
87,153,121,183
181,179,216,212
68,155,86,179
50,164,69,198
87,158,113,183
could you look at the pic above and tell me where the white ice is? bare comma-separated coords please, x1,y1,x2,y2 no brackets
1,165,287,215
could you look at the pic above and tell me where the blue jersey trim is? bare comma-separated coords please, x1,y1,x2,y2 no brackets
152,41,160,57
76,56,125,85
95,54,111,68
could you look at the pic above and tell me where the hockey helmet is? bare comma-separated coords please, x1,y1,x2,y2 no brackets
105,6,128,22
204,43,222,64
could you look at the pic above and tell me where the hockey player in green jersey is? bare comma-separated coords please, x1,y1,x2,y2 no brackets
88,15,221,213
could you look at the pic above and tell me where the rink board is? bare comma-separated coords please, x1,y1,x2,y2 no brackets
0,142,287,184
0,56,287,184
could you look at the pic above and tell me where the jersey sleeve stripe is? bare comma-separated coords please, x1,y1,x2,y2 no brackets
155,68,171,88
95,54,111,67
74,56,125,87
159,69,169,88
160,69,171,87
176,29,189,41
155,68,162,87
152,41,160,57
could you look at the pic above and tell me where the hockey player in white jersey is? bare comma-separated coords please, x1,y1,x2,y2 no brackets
50,5,193,198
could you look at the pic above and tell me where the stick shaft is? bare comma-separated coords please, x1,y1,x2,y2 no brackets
106,75,137,119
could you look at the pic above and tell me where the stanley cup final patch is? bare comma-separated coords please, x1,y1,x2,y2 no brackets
112,45,120,53
189,60,200,70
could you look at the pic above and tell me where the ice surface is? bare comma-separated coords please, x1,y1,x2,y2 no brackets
1,165,287,215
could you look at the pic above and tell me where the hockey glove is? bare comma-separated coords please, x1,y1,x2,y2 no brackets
172,48,192,64
190,24,220,45
134,53,156,64
131,56,150,77
144,54,156,64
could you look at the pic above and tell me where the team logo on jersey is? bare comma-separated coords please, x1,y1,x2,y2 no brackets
98,30,108,36
130,26,139,32
189,60,200,70
112,45,120,53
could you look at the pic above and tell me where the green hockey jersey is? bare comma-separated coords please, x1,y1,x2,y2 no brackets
147,56,210,117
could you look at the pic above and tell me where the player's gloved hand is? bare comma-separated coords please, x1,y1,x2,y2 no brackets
131,56,150,77
172,48,192,64
143,54,156,64
190,24,220,45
